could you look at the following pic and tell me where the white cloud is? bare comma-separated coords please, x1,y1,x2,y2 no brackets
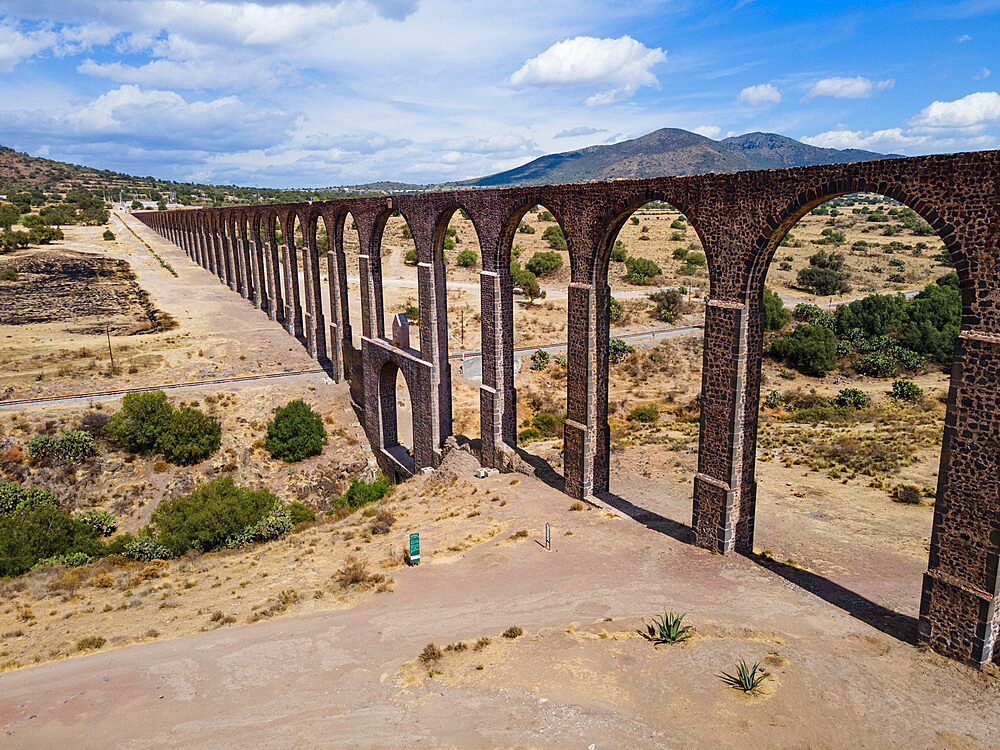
956,33,973,42
909,91,1000,128
0,23,58,72
509,35,666,106
442,134,538,155
805,76,894,100
554,126,606,138
692,125,721,139
975,67,991,79
737,83,781,106
802,126,998,154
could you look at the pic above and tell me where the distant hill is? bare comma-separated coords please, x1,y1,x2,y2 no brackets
456,128,897,188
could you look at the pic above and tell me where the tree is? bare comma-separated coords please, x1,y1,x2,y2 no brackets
156,407,221,465
0,202,20,230
107,390,174,454
541,225,566,250
526,251,563,276
513,266,543,304
265,400,327,463
650,289,683,322
625,256,661,284
797,249,851,296
152,477,282,556
770,324,837,376
130,200,143,210
762,288,790,331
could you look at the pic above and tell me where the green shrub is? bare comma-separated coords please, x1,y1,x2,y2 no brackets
0,502,105,577
541,225,566,250
287,502,316,525
797,249,852,295
770,325,837,376
0,266,16,281
833,388,868,408
526,251,563,276
329,476,391,511
685,252,706,267
404,304,419,323
609,297,624,323
720,660,767,694
610,240,627,262
530,349,550,370
512,266,543,303
537,210,554,222
890,379,923,401
609,338,634,363
627,404,659,423
121,534,171,561
764,390,783,409
28,225,63,245
78,510,118,536
103,229,115,241
531,412,565,436
456,249,477,267
157,407,220,465
518,222,535,234
265,400,327,463
152,476,284,556
672,247,688,259
762,288,790,331
26,434,57,462
55,430,98,461
107,390,174,454
517,427,541,445
0,482,58,515
403,248,418,265
639,611,691,645
625,256,661,284
650,289,683,322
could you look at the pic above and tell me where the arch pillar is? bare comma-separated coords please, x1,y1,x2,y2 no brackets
302,217,328,365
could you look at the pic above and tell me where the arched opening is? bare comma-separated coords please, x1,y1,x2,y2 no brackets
498,202,571,477
377,209,419,349
378,361,416,478
436,206,483,443
594,197,706,526
752,191,957,638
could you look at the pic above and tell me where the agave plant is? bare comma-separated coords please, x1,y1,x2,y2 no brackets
639,610,692,645
720,660,768,694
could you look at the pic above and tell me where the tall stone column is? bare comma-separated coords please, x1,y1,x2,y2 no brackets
324,212,350,382
691,299,755,554
563,281,599,500
302,225,328,364
264,226,284,324
919,330,1000,667
279,239,304,341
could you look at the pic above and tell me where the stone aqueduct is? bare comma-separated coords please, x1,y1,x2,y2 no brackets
137,149,1000,668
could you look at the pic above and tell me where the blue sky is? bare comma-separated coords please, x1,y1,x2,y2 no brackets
0,0,998,187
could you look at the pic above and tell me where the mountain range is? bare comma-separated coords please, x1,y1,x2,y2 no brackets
454,128,895,188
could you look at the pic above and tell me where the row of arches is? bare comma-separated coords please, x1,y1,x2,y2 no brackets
137,149,1000,668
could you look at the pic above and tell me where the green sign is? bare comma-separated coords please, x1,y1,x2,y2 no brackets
409,532,420,565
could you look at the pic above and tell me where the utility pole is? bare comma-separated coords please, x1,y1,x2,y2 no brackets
461,307,465,349
106,325,115,374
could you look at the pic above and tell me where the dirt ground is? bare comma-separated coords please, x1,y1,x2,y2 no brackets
0,210,992,748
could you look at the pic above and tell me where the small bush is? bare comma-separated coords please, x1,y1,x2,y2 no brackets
609,338,634,363
502,626,523,639
152,476,285,556
265,400,326,463
639,611,692,645
517,427,541,445
369,508,396,535
329,476,391,511
107,390,174,454
610,241,627,262
76,636,106,651
78,510,117,536
890,379,923,401
419,643,443,665
530,349,550,370
526,251,563,276
287,502,316,525
627,404,659,423
893,484,923,504
456,249,477,267
0,501,105,577
26,435,57,462
517,222,535,234
720,660,767,694
102,229,115,241
404,304,419,323
762,288,790,331
609,296,624,322
833,388,868,408
0,266,16,281
531,411,565,436
403,248,417,265
625,256,661,284
770,325,837,376
157,407,220,465
537,210,554,222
